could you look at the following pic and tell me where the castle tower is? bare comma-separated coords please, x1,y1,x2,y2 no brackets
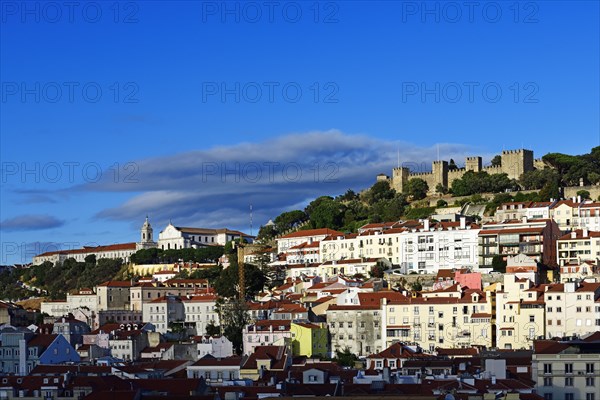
465,156,482,172
137,216,157,250
391,167,410,193
501,149,534,180
432,160,448,191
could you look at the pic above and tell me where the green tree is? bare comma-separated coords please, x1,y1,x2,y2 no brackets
588,172,600,185
334,347,359,367
436,199,448,208
363,180,396,205
577,190,591,200
435,183,448,195
491,155,502,167
84,254,97,265
404,178,429,200
274,210,307,233
306,196,346,230
520,169,560,190
217,298,251,354
337,189,358,202
206,321,221,336
491,255,507,273
370,265,385,278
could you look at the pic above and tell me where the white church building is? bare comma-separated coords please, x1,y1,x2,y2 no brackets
157,224,254,250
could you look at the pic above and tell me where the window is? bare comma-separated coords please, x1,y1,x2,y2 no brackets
543,364,552,374
586,394,595,400
586,363,595,374
565,394,574,400
543,394,553,400
586,377,595,387
564,377,573,386
530,315,535,322
565,363,573,374
308,375,318,382
543,377,552,386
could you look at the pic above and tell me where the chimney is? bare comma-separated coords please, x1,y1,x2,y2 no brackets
491,375,496,385
460,217,466,230
577,195,582,203
571,231,577,239
424,220,430,231
521,216,528,223
583,228,589,237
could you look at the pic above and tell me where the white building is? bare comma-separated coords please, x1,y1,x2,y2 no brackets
157,223,254,250
276,228,343,255
137,216,157,250
40,288,98,317
194,335,233,358
32,243,137,265
544,281,600,339
182,294,219,335
320,218,480,274
142,296,185,334
557,229,600,267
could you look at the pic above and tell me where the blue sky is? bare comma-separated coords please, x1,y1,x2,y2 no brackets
1,1,599,264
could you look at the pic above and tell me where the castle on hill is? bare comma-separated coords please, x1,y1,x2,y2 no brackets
377,149,546,194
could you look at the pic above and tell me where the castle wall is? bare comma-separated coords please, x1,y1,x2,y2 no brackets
534,158,546,170
407,171,437,193
482,165,503,175
447,169,467,187
388,149,535,195
564,184,600,201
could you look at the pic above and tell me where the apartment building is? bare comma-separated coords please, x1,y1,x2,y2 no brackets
182,294,219,335
41,289,98,317
96,281,132,311
326,291,407,357
532,333,600,400
243,320,291,355
557,229,600,267
478,218,561,268
320,219,480,274
495,274,545,350
383,285,493,352
495,201,554,222
276,228,343,254
544,281,600,339
141,296,185,334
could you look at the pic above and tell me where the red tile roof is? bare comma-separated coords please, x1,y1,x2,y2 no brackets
279,228,343,239
36,243,136,257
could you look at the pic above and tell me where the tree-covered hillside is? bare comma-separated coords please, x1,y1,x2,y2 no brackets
258,147,600,241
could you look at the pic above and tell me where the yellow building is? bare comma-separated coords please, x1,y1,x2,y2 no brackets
290,322,328,357
495,274,545,350
383,284,494,352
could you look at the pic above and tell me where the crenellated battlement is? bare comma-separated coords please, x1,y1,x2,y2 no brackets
384,148,536,195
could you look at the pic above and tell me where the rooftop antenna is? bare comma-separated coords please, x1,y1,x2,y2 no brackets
397,146,400,168
437,144,440,162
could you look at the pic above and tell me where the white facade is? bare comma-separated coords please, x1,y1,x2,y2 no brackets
33,243,137,265
320,219,479,274
557,229,600,267
141,296,185,333
158,224,253,250
544,281,600,339
276,228,342,254
196,335,233,358
182,295,219,335
40,289,98,317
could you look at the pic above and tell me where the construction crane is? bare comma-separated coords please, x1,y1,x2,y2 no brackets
237,242,246,300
